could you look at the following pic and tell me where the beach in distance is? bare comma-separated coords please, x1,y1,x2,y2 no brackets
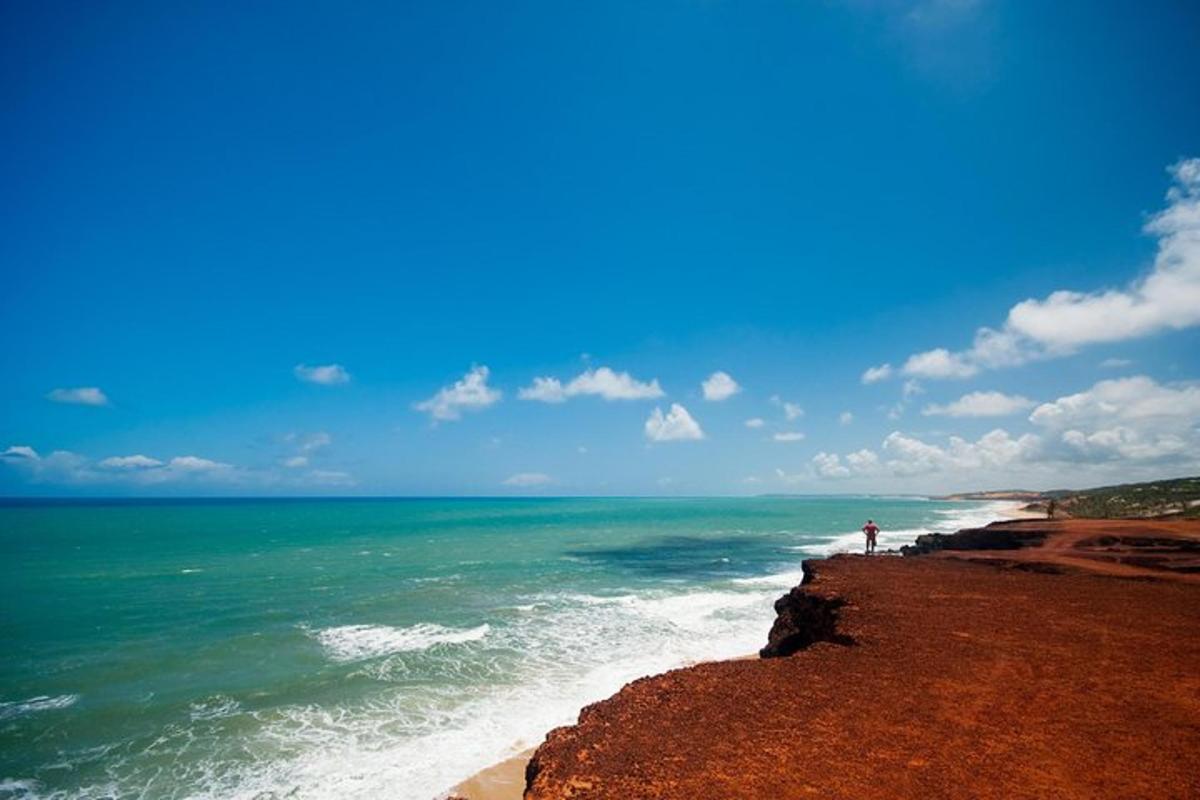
0,496,1021,800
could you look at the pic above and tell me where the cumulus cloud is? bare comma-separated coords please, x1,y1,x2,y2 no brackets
46,387,109,406
99,455,163,470
294,364,350,385
701,371,741,401
902,348,978,379
416,366,501,421
519,367,663,403
922,390,1036,418
502,472,554,487
1029,375,1200,461
891,158,1200,379
645,404,705,442
812,452,850,478
861,364,894,384
744,418,766,429
773,432,806,442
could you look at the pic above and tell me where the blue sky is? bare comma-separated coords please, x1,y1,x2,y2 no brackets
2,0,1199,496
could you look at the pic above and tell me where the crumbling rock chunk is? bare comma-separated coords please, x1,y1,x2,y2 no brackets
759,565,853,658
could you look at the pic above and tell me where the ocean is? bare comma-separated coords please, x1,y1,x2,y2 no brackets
0,496,1015,800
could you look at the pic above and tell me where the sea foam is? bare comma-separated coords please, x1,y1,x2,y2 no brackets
311,623,491,662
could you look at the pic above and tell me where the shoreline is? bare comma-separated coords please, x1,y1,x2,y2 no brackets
524,516,1200,798
443,500,1038,800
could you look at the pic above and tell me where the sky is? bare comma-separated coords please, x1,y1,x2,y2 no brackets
2,0,1199,497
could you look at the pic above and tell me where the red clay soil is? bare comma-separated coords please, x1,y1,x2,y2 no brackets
525,520,1200,799
924,517,1200,583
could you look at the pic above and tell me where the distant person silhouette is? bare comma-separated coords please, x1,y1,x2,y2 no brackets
862,519,880,555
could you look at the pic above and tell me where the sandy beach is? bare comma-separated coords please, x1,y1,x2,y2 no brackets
444,503,1047,800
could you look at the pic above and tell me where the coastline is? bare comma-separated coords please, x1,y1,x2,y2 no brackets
443,500,1038,800
523,516,1200,798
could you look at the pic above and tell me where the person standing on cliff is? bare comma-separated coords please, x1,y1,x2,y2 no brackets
862,519,880,555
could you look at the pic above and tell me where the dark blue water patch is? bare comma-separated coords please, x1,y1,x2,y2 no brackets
565,535,783,579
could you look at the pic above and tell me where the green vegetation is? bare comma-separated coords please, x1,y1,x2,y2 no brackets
1046,476,1200,519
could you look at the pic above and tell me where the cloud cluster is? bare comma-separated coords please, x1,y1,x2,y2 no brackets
294,364,350,385
1030,376,1200,461
922,390,1035,418
807,375,1199,482
416,366,501,421
645,404,704,442
519,367,664,403
884,158,1200,381
1,444,354,488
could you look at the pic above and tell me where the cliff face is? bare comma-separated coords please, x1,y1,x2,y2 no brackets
757,576,852,658
523,519,1200,800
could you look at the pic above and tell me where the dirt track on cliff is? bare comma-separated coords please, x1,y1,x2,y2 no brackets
525,520,1200,799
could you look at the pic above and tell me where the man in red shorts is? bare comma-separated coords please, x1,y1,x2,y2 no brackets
862,519,880,555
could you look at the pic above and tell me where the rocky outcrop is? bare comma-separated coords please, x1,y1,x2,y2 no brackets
900,521,1048,556
758,561,853,658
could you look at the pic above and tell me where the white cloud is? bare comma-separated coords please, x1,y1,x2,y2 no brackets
644,404,705,442
46,387,109,406
1100,358,1133,368
902,379,925,399
283,456,309,468
861,364,893,384
771,396,804,420
416,365,501,421
846,449,881,472
1029,376,1200,461
520,367,663,403
518,377,567,403
294,364,350,385
99,455,163,470
894,158,1200,378
773,431,806,442
701,371,741,401
2,445,39,460
902,348,979,379
168,456,231,472
744,417,766,429
502,472,554,487
839,411,854,426
881,429,1041,476
812,452,850,478
922,390,1036,418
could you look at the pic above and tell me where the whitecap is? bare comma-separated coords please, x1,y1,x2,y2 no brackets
190,695,244,721
0,694,79,721
310,623,490,662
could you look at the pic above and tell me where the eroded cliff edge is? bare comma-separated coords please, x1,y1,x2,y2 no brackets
523,518,1200,800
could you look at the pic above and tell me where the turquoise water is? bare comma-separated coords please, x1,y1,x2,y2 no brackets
0,497,1012,799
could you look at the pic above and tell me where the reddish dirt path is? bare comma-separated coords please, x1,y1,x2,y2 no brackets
525,522,1200,800
926,518,1200,583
